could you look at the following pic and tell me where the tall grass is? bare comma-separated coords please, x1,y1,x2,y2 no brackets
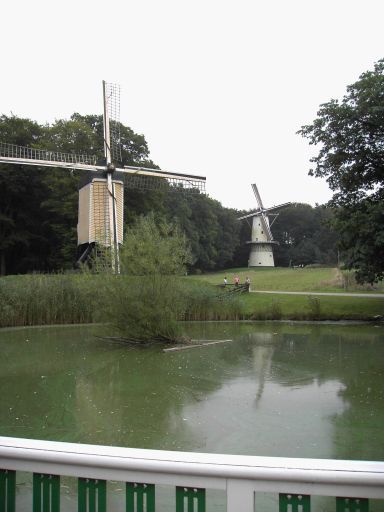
0,274,245,332
0,274,96,327
182,280,245,321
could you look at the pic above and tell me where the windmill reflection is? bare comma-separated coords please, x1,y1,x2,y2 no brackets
243,332,276,405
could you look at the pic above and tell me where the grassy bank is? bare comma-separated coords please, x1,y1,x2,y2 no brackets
0,268,382,328
239,292,384,321
189,267,384,321
191,266,384,293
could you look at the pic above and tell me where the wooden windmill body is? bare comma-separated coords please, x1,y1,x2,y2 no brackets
0,82,206,272
238,184,290,267
77,170,124,247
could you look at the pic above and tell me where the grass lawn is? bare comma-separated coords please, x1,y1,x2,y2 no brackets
189,267,384,293
239,292,384,321
188,267,384,321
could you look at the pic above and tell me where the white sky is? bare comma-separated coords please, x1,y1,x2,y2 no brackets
1,0,383,210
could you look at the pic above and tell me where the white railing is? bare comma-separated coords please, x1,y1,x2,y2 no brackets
0,436,383,511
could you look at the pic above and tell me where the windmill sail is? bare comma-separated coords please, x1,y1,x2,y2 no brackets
259,212,273,241
0,142,206,192
0,142,98,170
103,81,122,165
251,183,264,210
251,183,273,240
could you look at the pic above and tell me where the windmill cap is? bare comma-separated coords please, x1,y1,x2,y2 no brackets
78,170,125,189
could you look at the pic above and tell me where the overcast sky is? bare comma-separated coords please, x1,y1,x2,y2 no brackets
1,0,383,211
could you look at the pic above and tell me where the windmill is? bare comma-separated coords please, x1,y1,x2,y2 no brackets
238,184,290,267
0,81,206,273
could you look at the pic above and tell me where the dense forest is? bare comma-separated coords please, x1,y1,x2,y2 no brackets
0,114,338,275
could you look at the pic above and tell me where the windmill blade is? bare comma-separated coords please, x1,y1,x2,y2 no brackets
237,210,261,221
103,81,122,165
0,142,101,172
251,183,264,210
0,142,207,192
259,211,274,241
267,201,292,212
122,165,206,181
120,165,206,193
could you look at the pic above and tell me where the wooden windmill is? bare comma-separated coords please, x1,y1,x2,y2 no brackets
0,82,206,272
238,184,290,267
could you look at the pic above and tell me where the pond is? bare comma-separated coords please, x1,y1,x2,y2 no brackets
0,321,383,510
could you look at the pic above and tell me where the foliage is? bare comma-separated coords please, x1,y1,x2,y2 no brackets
332,199,384,284
0,116,49,274
272,203,338,267
164,193,241,272
70,113,157,168
298,59,384,283
120,212,193,275
100,274,186,342
97,215,193,342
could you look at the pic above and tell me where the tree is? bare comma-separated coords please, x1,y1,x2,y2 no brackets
298,59,384,282
164,193,241,272
0,116,50,274
120,212,193,275
272,204,338,267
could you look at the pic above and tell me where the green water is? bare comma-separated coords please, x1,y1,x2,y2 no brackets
0,321,383,460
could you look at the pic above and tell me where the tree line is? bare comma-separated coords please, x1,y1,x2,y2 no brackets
0,113,339,276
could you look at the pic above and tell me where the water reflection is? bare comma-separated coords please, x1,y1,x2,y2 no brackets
0,323,383,461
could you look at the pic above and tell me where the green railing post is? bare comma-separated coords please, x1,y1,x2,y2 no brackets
32,473,60,512
126,482,155,512
78,478,106,512
176,486,205,512
0,469,16,512
336,497,369,512
279,493,310,512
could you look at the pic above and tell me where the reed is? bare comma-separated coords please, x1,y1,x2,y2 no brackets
182,281,245,321
0,274,96,327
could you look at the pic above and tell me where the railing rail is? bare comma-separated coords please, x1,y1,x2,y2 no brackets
0,436,383,511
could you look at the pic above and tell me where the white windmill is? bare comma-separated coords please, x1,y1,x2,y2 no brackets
238,184,290,267
0,82,206,273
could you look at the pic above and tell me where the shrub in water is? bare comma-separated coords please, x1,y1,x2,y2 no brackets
96,214,193,342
